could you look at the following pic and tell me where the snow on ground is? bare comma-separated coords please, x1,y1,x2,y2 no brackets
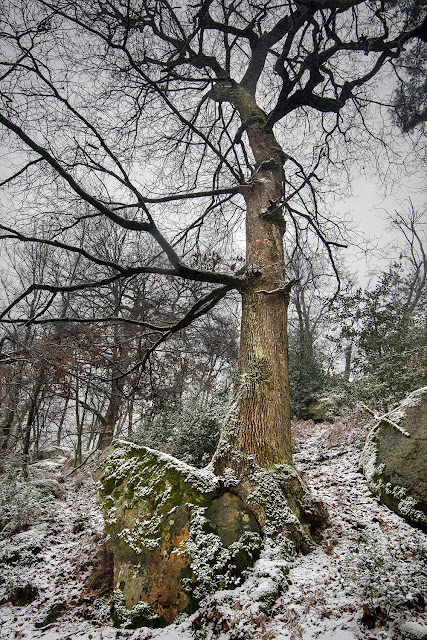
0,416,426,640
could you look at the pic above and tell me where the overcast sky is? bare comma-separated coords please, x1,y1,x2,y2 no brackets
337,167,426,285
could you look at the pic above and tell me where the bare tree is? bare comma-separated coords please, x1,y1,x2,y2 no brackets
0,0,425,478
388,201,427,320
391,4,427,132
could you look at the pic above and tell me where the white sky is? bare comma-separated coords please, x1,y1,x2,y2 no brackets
338,171,426,284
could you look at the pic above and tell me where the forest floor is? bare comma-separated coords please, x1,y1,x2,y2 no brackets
0,414,426,640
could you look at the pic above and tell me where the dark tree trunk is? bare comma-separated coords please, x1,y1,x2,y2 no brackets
75,376,83,466
344,343,353,382
22,374,44,477
1,407,16,451
1,365,24,451
56,392,70,447
97,378,122,450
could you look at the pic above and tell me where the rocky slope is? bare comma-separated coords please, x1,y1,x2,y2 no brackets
0,414,426,640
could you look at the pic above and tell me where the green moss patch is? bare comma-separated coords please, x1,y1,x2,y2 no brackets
95,441,263,626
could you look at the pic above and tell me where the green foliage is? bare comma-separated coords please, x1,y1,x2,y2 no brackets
287,273,331,418
337,263,427,409
130,391,227,467
288,329,326,417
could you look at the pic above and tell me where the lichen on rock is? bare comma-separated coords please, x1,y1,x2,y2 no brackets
360,387,427,531
95,440,263,626
95,435,328,627
111,589,163,629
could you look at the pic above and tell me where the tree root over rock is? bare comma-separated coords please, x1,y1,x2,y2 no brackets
95,441,328,627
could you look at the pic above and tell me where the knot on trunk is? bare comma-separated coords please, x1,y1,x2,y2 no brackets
207,82,235,103
255,279,299,299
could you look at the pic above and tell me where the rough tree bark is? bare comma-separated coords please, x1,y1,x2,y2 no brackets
207,85,292,473
97,377,123,450
22,373,44,477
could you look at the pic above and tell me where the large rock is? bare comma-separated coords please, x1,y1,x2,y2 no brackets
95,440,328,627
301,396,336,422
360,387,427,531
94,441,263,627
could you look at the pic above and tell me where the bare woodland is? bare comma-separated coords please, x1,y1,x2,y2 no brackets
0,0,425,480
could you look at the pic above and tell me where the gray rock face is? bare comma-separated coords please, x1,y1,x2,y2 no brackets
360,387,427,531
398,619,427,640
301,397,335,422
205,493,260,547
35,447,66,460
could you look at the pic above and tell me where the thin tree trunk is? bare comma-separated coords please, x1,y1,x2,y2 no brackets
22,374,44,478
1,407,16,451
57,391,70,446
294,290,306,400
127,397,134,439
1,363,24,451
75,376,82,466
97,321,127,450
97,378,122,450
344,343,353,382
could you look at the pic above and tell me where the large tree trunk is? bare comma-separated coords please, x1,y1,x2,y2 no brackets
210,131,328,541
212,90,293,473
235,284,291,467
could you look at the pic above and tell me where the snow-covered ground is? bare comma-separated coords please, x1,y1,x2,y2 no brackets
1,416,426,640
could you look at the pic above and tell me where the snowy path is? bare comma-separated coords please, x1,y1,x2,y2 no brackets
274,419,427,639
1,418,426,640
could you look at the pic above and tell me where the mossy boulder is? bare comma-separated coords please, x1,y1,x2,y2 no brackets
34,599,65,628
94,441,262,626
300,396,339,422
360,387,427,531
35,447,66,460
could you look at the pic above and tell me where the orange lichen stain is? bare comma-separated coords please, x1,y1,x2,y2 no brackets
143,525,192,623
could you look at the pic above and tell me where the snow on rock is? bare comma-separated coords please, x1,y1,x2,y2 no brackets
0,414,426,639
398,619,427,639
359,387,427,531
95,440,262,624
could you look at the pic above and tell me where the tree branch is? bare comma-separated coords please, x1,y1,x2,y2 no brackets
116,284,231,379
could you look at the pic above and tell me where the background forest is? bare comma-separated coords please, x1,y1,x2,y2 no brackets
0,0,426,638
1,202,425,467
0,0,425,472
